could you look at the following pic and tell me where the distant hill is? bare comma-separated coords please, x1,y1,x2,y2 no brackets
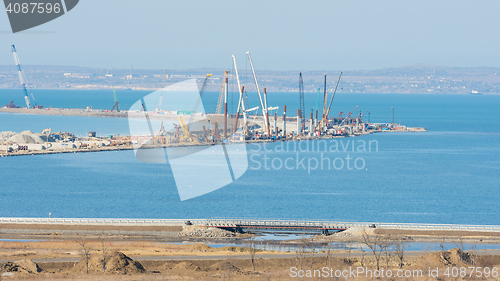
0,64,498,94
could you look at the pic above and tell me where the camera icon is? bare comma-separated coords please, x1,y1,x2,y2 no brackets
127,79,248,201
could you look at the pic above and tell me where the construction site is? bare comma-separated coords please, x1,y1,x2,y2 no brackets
1,49,426,156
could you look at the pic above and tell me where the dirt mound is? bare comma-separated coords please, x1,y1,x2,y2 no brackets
419,248,475,267
181,225,236,238
170,262,202,271
74,251,145,274
1,259,41,274
209,261,243,273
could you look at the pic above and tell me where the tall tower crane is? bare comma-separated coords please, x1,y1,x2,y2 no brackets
247,51,270,135
111,86,120,112
193,74,211,114
215,71,230,115
11,45,31,109
318,71,342,129
299,73,305,121
314,88,321,116
188,74,211,130
322,73,327,119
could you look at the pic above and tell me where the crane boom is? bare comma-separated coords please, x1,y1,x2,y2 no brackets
319,71,343,129
232,55,248,134
188,74,211,130
193,74,211,113
339,105,358,126
179,117,200,144
247,51,269,135
11,45,31,109
215,71,229,115
315,88,321,114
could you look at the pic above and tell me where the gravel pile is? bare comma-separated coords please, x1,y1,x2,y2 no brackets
180,225,236,238
5,130,45,144
0,131,16,144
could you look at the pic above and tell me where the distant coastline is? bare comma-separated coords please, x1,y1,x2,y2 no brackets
1,64,500,94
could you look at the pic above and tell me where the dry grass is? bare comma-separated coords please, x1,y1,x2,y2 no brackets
0,240,268,261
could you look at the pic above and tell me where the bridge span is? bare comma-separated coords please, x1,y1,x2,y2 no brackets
1,217,499,234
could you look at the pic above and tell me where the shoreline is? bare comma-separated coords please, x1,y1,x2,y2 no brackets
0,128,427,157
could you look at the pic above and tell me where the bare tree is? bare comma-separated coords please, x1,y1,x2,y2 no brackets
245,235,257,271
455,236,465,252
382,241,392,268
308,235,317,269
392,235,409,269
76,239,91,274
100,234,108,274
361,229,385,271
295,234,308,270
359,250,366,267
325,238,332,267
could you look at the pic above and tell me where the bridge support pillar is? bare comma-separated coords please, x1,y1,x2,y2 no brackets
322,229,329,235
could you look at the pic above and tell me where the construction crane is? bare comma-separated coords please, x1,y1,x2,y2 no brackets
247,51,270,136
193,74,211,114
188,74,212,130
232,55,248,135
11,45,31,109
178,117,200,144
215,71,229,115
299,73,305,122
111,86,120,112
339,105,359,127
314,88,321,115
322,73,327,119
318,71,343,129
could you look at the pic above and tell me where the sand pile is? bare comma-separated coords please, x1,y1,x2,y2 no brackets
1,259,41,274
0,131,16,144
181,225,236,238
419,248,475,267
169,262,202,271
73,251,145,274
210,261,246,274
6,130,45,145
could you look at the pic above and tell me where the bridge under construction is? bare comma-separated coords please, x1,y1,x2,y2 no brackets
1,217,499,236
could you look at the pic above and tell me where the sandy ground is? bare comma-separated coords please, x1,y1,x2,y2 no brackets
1,243,500,280
1,224,499,279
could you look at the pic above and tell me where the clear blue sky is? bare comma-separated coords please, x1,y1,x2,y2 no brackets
1,0,499,71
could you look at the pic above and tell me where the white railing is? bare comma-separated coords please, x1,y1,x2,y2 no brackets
0,217,499,232
0,217,203,226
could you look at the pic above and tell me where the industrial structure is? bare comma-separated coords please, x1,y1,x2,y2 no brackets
1,50,425,155
11,45,33,109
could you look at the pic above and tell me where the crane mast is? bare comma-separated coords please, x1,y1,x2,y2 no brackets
232,55,248,134
318,71,343,129
215,71,229,115
299,73,305,121
322,73,327,119
247,52,269,135
11,45,31,109
188,74,211,130
111,86,120,112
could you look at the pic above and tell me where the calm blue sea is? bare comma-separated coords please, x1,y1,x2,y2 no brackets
0,89,499,225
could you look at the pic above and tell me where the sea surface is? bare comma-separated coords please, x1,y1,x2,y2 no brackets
0,89,499,225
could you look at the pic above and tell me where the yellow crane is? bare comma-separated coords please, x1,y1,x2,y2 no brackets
41,128,51,135
178,117,200,144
